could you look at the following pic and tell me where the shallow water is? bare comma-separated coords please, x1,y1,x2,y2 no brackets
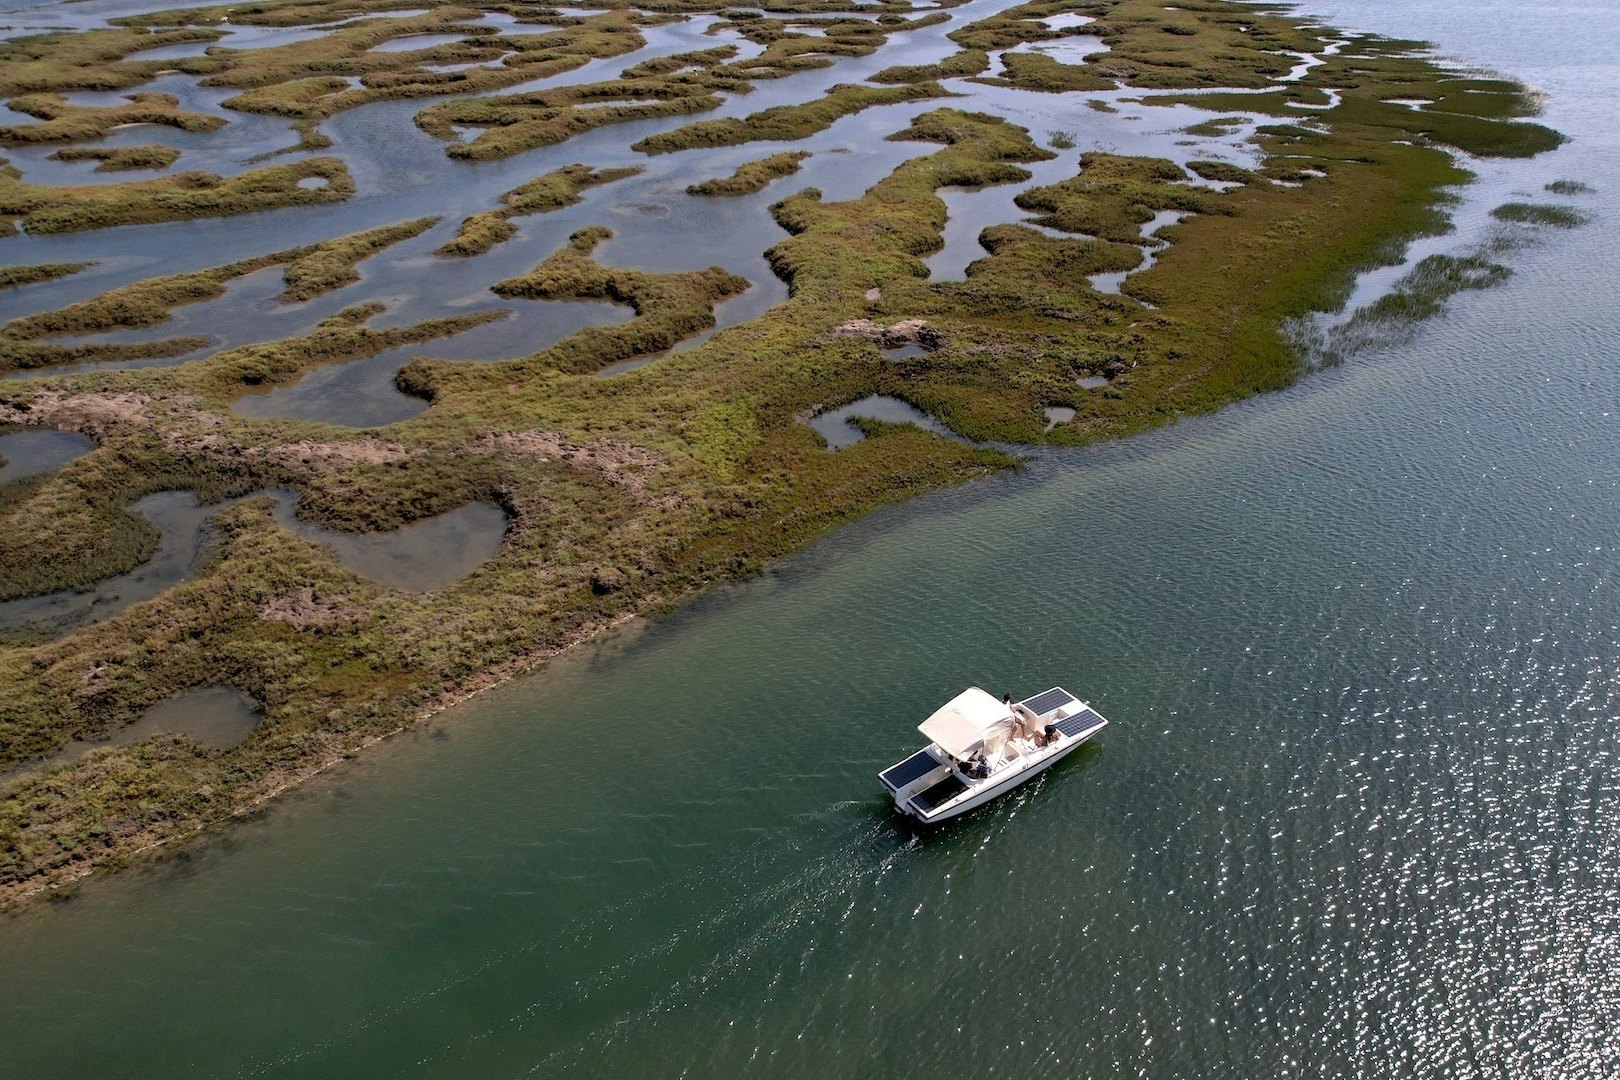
927,151,1077,280
1090,207,1185,295
1,0,1617,1076
809,393,954,449
0,489,509,635
268,496,508,592
0,0,1255,412
367,32,469,54
1041,12,1094,30
132,684,261,749
1007,32,1109,63
2,685,262,782
882,341,930,358
0,490,227,635
0,427,93,485
229,300,626,426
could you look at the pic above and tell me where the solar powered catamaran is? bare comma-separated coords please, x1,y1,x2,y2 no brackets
879,686,1108,823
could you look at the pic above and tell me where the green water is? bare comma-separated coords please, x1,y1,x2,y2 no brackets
3,2,1619,1076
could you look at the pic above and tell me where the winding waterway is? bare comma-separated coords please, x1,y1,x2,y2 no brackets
1,0,1617,1076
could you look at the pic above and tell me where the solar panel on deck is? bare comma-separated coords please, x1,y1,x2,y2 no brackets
1054,709,1106,738
910,773,967,814
881,749,942,790
1020,687,1077,716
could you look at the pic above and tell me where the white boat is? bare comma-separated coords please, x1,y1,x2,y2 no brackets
879,686,1108,823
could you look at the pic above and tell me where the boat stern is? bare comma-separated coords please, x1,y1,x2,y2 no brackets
878,747,951,814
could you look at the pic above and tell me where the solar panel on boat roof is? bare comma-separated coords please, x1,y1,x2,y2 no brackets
1020,687,1078,716
881,749,942,789
1053,709,1106,738
910,773,968,814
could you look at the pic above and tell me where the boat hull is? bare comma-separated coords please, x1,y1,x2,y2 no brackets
909,725,1098,823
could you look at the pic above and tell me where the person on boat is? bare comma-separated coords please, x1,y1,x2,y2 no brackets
1015,701,1048,745
1003,694,1032,742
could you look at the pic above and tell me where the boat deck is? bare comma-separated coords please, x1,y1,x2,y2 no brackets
879,748,942,791
1052,707,1107,738
882,684,1109,822
910,773,968,814
1018,687,1078,716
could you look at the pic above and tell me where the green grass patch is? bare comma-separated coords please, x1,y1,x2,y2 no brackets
0,156,354,235
1490,201,1588,228
0,262,93,290
632,82,949,154
979,50,1113,93
1187,159,1254,184
488,227,749,374
871,48,988,84
686,151,810,196
0,26,223,96
48,144,181,172
1308,250,1513,363
279,216,439,301
1014,152,1220,242
1,217,442,363
0,91,222,144
422,87,719,162
437,164,640,257
1182,115,1245,137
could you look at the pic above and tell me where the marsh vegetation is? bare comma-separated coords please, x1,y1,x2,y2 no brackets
1491,201,1588,228
686,151,810,196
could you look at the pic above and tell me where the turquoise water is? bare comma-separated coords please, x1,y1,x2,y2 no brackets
3,1,1618,1076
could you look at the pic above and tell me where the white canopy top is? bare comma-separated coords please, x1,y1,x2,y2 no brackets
919,687,1018,759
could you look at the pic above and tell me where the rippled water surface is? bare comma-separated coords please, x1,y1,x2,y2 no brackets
1,0,1617,1077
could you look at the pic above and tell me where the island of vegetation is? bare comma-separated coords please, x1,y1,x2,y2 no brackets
0,0,1575,907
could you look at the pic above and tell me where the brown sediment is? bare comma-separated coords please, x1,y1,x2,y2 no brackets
13,388,159,437
471,429,662,491
256,585,362,628
833,317,946,349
